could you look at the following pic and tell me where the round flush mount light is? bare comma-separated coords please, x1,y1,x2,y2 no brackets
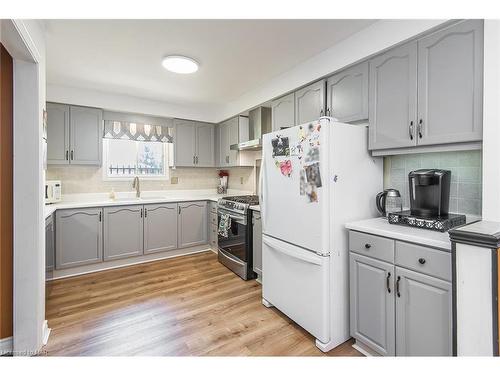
161,55,199,74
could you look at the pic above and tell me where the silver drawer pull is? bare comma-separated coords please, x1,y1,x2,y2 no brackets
418,258,426,265
364,243,371,249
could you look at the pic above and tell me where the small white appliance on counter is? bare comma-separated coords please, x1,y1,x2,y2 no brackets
45,180,62,204
260,117,383,352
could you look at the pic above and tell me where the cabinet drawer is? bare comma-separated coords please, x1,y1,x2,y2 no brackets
209,224,218,248
209,212,217,226
349,231,394,263
395,241,451,281
209,201,218,214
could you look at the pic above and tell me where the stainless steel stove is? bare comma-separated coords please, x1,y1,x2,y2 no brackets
217,195,259,280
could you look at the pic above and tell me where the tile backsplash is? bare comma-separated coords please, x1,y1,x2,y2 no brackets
383,150,482,216
46,166,255,195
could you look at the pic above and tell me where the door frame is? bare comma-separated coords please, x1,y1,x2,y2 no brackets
1,19,46,355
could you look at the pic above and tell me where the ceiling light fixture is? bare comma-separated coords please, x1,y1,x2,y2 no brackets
161,55,199,74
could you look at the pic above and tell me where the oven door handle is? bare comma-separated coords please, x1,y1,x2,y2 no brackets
217,208,246,225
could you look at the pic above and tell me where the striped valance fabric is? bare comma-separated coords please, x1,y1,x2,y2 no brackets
103,120,173,143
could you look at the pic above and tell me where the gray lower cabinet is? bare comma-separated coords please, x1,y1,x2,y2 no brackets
45,214,55,273
47,103,103,165
55,208,103,269
178,201,208,248
395,267,452,356
295,80,326,125
271,92,295,131
349,230,453,356
326,61,369,123
368,42,418,150
350,252,395,356
417,19,483,146
252,211,262,278
104,205,144,261
144,203,178,254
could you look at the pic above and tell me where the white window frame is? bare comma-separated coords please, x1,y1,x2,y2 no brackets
102,138,172,181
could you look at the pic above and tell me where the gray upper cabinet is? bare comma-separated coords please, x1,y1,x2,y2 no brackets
271,92,295,131
178,201,208,248
174,119,197,167
218,117,239,167
252,211,262,278
47,103,103,165
369,42,418,150
395,267,452,356
47,102,70,164
69,106,103,165
417,20,483,146
144,203,178,255
326,62,369,123
55,208,103,269
295,80,326,125
104,205,144,261
195,122,215,167
174,119,215,167
350,253,395,356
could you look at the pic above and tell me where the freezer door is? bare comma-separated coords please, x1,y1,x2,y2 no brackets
262,235,330,343
261,118,330,254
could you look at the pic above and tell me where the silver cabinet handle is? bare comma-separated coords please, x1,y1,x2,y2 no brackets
193,155,196,164
326,108,331,117
418,119,423,139
178,206,181,214
320,108,324,117
409,121,414,141
144,208,147,217
71,150,74,160
66,150,69,160
140,208,143,218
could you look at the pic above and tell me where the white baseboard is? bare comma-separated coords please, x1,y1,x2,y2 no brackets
0,336,13,355
42,320,51,346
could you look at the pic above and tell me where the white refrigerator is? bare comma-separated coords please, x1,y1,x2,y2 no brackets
260,117,382,352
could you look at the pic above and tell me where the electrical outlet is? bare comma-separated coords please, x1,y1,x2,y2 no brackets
171,177,179,184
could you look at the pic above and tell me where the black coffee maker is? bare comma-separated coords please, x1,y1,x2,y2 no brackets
408,169,451,218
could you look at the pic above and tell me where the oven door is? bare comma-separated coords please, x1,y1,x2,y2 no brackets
217,207,249,279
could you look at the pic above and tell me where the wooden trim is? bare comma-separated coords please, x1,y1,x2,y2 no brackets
0,43,14,340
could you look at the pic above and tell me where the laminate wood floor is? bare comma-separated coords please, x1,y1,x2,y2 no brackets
44,251,361,356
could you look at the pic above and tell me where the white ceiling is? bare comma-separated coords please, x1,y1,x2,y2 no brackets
45,19,377,108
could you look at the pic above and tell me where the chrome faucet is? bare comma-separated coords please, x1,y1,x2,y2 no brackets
132,176,140,198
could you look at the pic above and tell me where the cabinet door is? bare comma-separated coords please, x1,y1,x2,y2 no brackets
327,62,369,122
227,117,239,166
395,267,452,356
369,42,418,150
218,121,229,166
55,208,103,269
178,201,207,248
47,102,70,164
45,214,55,272
174,119,196,167
350,253,395,356
104,205,144,261
69,105,103,165
144,203,178,254
252,212,262,277
295,80,325,125
195,122,215,167
271,93,295,131
417,20,483,146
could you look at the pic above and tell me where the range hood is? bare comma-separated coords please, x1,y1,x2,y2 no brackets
230,107,271,151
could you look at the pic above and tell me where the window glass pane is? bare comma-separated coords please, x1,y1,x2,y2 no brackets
137,141,164,176
106,139,137,176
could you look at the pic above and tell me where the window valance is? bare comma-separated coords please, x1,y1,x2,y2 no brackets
103,120,173,143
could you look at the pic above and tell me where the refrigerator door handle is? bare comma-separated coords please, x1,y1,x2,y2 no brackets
263,236,323,266
259,151,267,231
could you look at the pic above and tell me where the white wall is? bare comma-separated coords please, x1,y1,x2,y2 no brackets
47,84,220,123
482,20,500,221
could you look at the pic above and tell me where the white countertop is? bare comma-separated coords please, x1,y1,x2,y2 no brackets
249,205,260,212
345,217,475,251
44,189,253,219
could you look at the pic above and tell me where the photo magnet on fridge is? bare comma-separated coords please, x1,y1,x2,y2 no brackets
305,162,322,188
305,146,319,163
299,169,306,195
279,160,293,177
271,136,290,157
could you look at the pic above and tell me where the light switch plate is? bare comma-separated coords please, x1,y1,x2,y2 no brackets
171,177,179,184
